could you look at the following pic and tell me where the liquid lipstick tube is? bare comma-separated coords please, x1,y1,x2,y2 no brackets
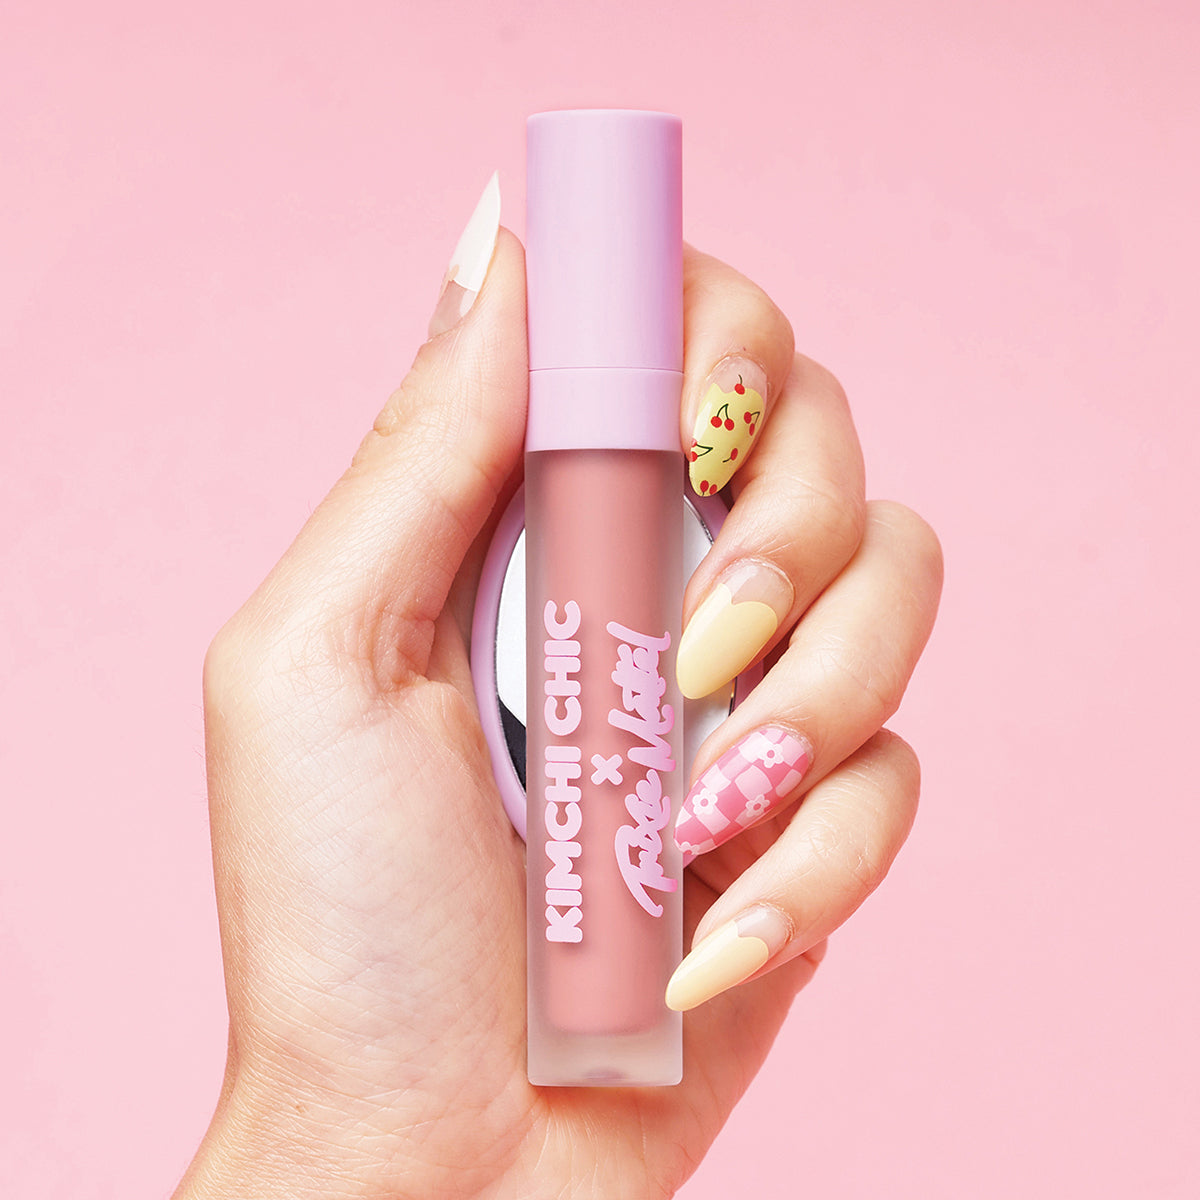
524,110,685,1087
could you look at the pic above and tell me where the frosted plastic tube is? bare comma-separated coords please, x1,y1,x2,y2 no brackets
524,109,685,1086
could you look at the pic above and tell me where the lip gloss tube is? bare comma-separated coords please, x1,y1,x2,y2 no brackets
524,110,685,1087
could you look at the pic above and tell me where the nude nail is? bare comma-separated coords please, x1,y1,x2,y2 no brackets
428,171,501,339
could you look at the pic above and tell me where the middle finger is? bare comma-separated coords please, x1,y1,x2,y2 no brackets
675,500,943,859
676,352,867,701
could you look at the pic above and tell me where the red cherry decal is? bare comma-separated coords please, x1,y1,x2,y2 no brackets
729,447,738,461
710,415,722,428
735,382,745,395
749,424,756,436
700,480,710,493
724,418,734,430
744,411,752,422
689,450,697,461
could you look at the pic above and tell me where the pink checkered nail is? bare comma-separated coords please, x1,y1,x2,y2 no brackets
674,726,813,857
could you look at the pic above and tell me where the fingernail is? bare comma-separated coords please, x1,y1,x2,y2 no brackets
675,559,793,700
674,725,812,857
665,904,791,1011
688,356,768,497
427,171,501,339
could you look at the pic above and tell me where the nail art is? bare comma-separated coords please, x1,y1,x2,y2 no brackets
665,904,791,1011
674,725,812,857
428,171,501,339
688,356,767,496
675,559,793,700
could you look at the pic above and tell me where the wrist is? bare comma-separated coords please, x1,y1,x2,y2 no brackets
172,1057,529,1200
173,1064,398,1200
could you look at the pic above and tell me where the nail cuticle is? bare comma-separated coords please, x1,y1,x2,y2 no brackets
703,353,770,401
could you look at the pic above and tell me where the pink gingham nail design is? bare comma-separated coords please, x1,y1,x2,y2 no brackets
674,726,813,857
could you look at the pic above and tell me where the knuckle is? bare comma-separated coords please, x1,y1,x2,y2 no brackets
867,501,945,592
793,353,851,415
339,596,432,694
368,382,414,443
788,474,867,568
812,627,902,726
356,377,436,472
202,592,343,728
887,725,921,771
685,257,795,359
202,598,304,698
354,354,468,476
359,368,443,466
870,728,922,791
202,607,283,731
799,808,883,899
855,729,922,829
202,616,248,705
784,731,921,935
204,578,433,731
746,281,795,359
826,484,869,563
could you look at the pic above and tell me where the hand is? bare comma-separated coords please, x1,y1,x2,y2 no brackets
176,184,941,1199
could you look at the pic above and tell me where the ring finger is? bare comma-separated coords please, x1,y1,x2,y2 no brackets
675,500,943,860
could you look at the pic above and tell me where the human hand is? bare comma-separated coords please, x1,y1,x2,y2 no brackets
176,179,941,1199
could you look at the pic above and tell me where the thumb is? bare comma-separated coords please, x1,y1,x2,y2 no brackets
257,175,527,684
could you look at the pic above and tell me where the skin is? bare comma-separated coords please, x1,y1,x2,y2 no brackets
174,232,943,1199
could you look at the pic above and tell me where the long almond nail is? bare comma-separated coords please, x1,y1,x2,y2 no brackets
688,356,768,497
428,171,501,339
674,725,812,857
665,905,791,1011
676,559,793,700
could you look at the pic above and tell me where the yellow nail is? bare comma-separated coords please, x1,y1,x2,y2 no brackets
665,906,791,1011
675,561,792,700
688,357,768,496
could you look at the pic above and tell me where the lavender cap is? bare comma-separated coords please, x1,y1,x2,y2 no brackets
526,110,683,451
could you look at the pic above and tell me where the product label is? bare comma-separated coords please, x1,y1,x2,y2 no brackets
542,600,583,943
540,605,678,941
606,622,678,917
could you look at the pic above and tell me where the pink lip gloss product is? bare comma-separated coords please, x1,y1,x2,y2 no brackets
525,109,685,1086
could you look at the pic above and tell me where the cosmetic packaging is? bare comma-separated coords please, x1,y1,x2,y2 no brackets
472,485,758,842
524,109,684,1085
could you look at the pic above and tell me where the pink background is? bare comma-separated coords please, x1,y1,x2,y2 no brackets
3,2,1197,1196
